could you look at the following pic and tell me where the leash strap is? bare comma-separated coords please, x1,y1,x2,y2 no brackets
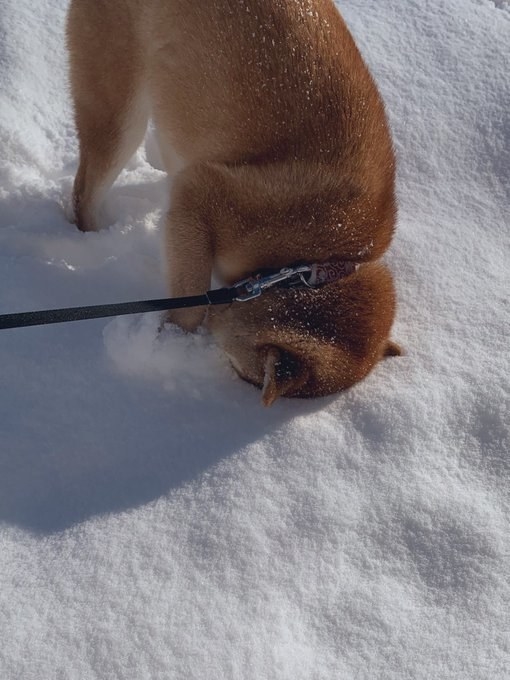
0,293,216,330
0,262,358,330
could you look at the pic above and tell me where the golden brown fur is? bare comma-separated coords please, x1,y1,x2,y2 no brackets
67,0,401,404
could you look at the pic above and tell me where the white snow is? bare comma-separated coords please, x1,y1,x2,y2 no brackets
0,1,509,678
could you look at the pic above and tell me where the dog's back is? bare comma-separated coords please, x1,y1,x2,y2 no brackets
147,1,393,171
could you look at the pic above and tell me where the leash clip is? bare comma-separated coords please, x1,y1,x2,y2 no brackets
233,265,313,302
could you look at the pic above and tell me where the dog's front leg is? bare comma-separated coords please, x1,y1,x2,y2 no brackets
163,167,215,332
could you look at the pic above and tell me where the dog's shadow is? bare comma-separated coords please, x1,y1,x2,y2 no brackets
0,313,325,535
0,172,327,536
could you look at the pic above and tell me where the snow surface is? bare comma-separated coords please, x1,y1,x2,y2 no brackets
0,0,509,678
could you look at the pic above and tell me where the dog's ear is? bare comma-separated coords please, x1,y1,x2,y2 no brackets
384,341,402,358
261,346,307,407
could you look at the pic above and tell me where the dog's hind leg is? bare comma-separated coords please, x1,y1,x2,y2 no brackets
67,1,149,231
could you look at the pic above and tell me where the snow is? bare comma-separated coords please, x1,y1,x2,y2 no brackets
0,0,509,678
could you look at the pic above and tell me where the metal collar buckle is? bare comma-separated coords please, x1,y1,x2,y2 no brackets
233,265,313,302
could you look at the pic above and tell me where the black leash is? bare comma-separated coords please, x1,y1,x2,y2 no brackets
0,265,315,331
0,289,233,330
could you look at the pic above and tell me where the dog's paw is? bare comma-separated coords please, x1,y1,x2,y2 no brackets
162,307,207,333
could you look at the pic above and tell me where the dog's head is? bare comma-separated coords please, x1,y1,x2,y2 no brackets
207,262,401,405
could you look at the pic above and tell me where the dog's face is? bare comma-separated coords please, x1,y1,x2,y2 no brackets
207,263,400,405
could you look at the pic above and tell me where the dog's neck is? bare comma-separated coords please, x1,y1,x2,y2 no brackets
306,260,359,286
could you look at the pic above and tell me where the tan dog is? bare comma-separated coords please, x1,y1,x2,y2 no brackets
67,0,401,405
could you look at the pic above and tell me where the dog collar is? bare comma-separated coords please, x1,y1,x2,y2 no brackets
306,260,359,286
233,261,359,302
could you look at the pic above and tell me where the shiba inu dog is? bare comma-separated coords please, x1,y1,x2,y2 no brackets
67,0,401,405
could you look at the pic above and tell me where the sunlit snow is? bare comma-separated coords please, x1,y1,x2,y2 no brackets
0,1,508,678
